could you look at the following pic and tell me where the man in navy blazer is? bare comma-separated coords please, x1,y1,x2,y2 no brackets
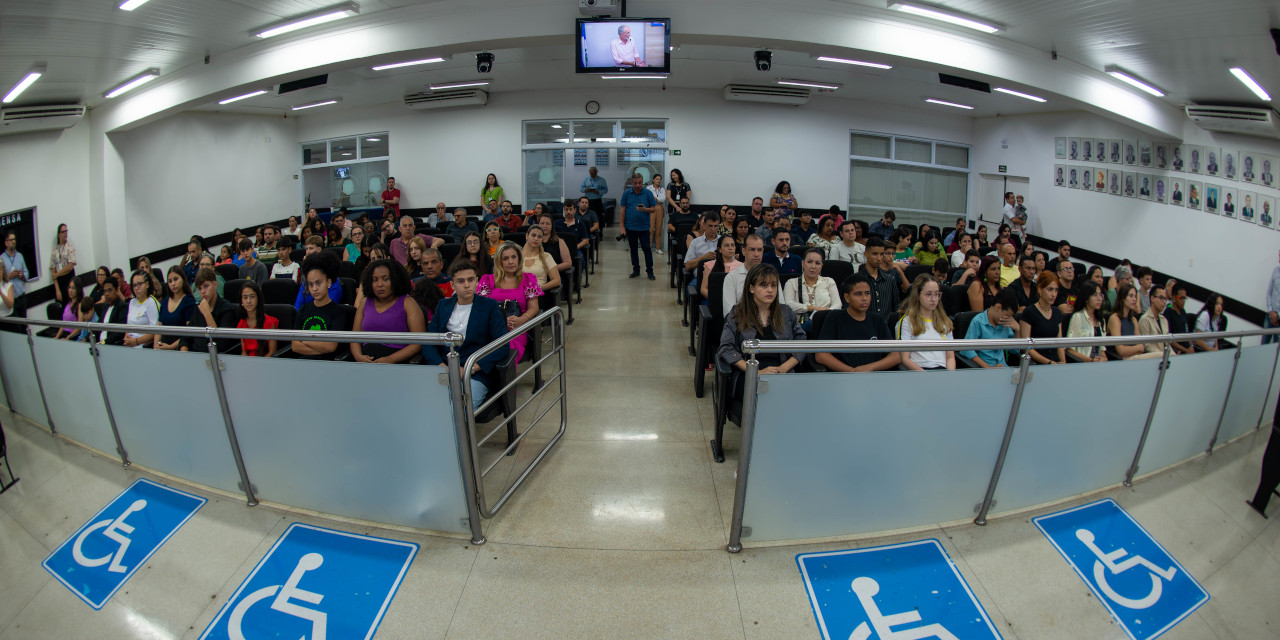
424,259,510,410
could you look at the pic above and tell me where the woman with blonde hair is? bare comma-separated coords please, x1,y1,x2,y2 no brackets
477,241,544,362
896,274,955,370
521,225,562,290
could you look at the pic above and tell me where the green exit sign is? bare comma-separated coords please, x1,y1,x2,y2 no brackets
672,149,682,155
998,165,1007,173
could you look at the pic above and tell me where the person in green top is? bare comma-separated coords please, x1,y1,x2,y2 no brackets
913,235,947,267
890,228,916,263
481,173,503,208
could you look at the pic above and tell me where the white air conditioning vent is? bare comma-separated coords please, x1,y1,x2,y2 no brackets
0,104,86,136
404,89,488,110
723,84,810,105
1185,105,1280,140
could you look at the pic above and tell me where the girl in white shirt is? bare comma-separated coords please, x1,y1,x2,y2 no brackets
896,274,955,370
123,270,159,348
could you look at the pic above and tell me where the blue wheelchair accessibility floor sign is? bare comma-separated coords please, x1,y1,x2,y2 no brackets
43,477,207,610
200,523,418,640
1033,498,1208,640
797,539,1002,640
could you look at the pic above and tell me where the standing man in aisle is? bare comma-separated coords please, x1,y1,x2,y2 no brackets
581,166,609,223
620,173,660,280
380,177,401,216
1265,250,1280,345
2,231,29,318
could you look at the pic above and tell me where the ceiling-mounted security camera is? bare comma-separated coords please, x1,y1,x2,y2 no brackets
476,52,494,73
754,50,772,71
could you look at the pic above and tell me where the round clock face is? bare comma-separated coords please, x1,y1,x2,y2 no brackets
585,100,600,115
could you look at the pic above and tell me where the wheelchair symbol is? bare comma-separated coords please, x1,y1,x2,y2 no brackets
228,552,328,640
72,499,147,575
1075,528,1177,610
849,576,959,640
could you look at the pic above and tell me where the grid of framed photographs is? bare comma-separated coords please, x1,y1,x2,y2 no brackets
1054,136,1279,230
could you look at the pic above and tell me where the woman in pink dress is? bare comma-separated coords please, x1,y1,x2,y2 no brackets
476,241,544,362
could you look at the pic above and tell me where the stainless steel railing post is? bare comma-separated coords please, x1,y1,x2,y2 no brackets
24,326,56,435
1125,346,1172,486
1206,346,1244,453
88,340,130,467
207,337,258,506
448,343,487,545
974,352,1031,526
727,343,761,554
1255,343,1280,431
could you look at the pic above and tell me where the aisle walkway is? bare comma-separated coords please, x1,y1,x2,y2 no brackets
0,242,1277,639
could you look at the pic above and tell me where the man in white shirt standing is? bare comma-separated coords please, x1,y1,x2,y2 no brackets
610,25,645,67
1001,192,1027,244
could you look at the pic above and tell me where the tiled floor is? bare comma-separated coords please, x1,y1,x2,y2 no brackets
1,242,1278,639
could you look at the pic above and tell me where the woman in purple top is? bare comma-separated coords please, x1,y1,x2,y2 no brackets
56,279,84,339
351,258,426,364
477,241,544,363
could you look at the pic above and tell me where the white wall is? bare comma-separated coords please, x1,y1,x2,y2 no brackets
294,88,976,213
973,112,1280,313
112,112,298,255
0,120,94,295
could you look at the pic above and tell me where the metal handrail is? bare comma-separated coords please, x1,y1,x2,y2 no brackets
461,306,568,518
0,315,462,346
739,327,1277,355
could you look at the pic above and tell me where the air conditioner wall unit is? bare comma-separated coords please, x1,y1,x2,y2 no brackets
404,89,488,110
0,105,86,136
1185,105,1280,139
723,84,810,105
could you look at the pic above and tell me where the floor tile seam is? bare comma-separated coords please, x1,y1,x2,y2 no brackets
724,552,750,640
934,523,1025,637
0,573,53,638
440,543,482,640
171,521,287,634
465,539,732,553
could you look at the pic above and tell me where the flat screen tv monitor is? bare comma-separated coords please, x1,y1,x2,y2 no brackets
333,166,351,179
576,18,671,74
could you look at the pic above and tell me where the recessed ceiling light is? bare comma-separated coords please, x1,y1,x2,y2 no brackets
371,57,445,71
217,89,269,105
3,65,45,104
117,0,151,10
365,137,381,141
777,79,840,90
1229,67,1271,102
550,124,563,129
255,3,359,39
291,98,341,110
341,152,352,156
104,68,160,99
1103,65,1164,97
600,75,668,80
888,1,1001,34
429,80,490,90
993,87,1046,103
925,98,974,109
816,56,893,70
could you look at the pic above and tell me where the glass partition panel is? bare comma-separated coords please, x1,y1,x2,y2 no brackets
619,120,666,143
572,120,615,143
992,359,1160,515
1139,350,1235,475
301,141,327,166
97,347,243,494
851,133,891,158
524,149,565,208
31,338,116,457
0,330,47,426
525,121,571,145
742,368,1014,542
936,144,970,168
1217,344,1279,444
359,133,389,158
895,139,932,163
330,137,357,161
220,357,470,534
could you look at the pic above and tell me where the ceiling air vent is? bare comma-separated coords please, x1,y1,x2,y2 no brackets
0,104,86,136
1185,105,1280,139
404,89,489,110
723,84,810,105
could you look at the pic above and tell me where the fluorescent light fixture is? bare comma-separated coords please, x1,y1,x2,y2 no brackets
550,124,562,129
777,79,841,90
600,75,668,80
103,68,160,99
1103,65,1164,97
341,152,352,156
994,87,1046,103
290,98,340,110
371,57,445,71
816,56,893,70
888,1,1000,33
117,0,151,10
255,3,358,39
428,80,490,90
925,98,974,109
622,137,650,143
1229,67,1271,102
365,137,381,141
217,89,268,105
3,66,45,104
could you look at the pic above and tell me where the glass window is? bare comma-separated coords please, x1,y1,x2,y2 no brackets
573,120,615,143
936,144,969,168
303,161,390,211
302,141,327,166
620,120,666,143
851,133,891,159
524,149,565,208
849,160,967,215
525,121,571,145
894,139,932,164
360,134,389,158
330,137,358,161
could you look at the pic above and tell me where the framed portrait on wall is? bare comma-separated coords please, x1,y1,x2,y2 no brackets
1123,171,1137,197
1186,181,1202,211
1171,144,1185,172
1109,139,1122,164
1095,167,1108,191
1082,139,1094,162
1221,185,1238,218
1205,184,1219,214
573,149,588,166
1068,166,1081,188
1205,146,1221,177
1154,176,1168,203
1067,138,1080,160
1139,140,1153,167
1241,151,1259,183
1054,137,1067,159
1123,140,1137,165
1187,145,1203,174
1259,195,1276,229
1260,154,1276,188
1154,143,1170,170
1240,191,1257,224
1081,167,1095,191
1054,164,1066,186
1095,138,1108,163
1223,149,1238,181
1137,174,1153,200
1109,169,1122,195
1170,179,1184,206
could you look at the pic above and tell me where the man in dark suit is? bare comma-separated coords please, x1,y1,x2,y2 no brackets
423,260,510,411
94,275,129,345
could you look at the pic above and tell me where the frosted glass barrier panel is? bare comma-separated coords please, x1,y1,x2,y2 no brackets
743,368,1014,542
1140,350,1234,475
97,347,243,494
991,358,1159,515
31,338,117,457
1217,344,1279,445
0,330,47,426
221,357,470,534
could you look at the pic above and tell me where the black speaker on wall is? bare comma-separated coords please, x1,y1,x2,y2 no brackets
303,148,312,164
